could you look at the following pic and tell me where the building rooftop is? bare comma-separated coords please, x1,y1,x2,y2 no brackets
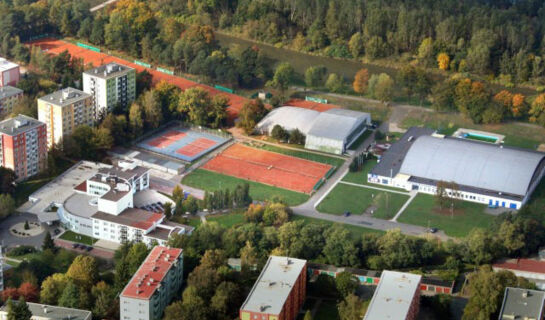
0,57,18,72
0,114,45,136
38,87,91,107
0,302,92,320
83,62,134,79
64,192,98,219
499,287,545,320
241,256,307,315
493,259,545,274
307,108,371,142
121,246,183,300
91,208,163,230
364,270,422,320
0,85,23,100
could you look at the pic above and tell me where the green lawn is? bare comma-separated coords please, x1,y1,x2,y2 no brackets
314,300,340,320
206,212,245,228
59,230,97,245
348,129,373,151
397,194,496,237
186,217,202,228
291,214,384,239
182,169,309,206
342,158,377,184
317,184,409,220
254,144,346,168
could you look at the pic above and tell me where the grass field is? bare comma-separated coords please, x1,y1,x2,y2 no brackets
397,194,496,237
59,230,97,245
254,144,346,167
182,169,309,206
317,184,409,219
206,212,245,228
291,215,384,238
342,158,377,184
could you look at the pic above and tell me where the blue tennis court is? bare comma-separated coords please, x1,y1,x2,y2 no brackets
137,127,230,162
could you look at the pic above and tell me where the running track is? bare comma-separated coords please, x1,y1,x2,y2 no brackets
28,38,250,121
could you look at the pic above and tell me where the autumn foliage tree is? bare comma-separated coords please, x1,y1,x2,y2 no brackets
454,78,490,123
17,283,39,303
511,94,527,117
353,68,369,94
529,94,545,126
437,53,450,70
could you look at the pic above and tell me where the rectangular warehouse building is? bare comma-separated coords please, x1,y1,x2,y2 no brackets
240,256,307,320
368,127,545,210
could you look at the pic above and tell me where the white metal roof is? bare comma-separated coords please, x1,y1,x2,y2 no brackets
0,58,18,72
240,256,306,315
255,106,319,135
364,271,421,320
399,135,545,196
307,108,370,142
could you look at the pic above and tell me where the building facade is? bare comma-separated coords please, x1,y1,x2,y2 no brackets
0,58,20,87
364,271,421,320
0,115,47,181
0,86,23,115
240,256,307,320
0,302,91,320
0,245,3,292
83,63,136,120
120,246,183,320
38,88,94,148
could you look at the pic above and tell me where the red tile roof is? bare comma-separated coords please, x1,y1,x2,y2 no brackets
121,246,183,300
493,259,545,274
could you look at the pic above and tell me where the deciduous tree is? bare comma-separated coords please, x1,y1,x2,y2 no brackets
353,69,369,94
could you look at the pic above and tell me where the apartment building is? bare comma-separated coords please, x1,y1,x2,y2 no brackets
0,58,20,87
120,246,184,320
0,86,23,115
38,88,93,148
240,256,307,320
83,63,135,119
0,115,47,181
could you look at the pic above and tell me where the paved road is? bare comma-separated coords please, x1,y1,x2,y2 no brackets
0,212,47,249
90,0,119,12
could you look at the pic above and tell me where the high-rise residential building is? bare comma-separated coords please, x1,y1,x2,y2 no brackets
0,58,20,87
0,86,23,115
364,270,422,320
120,246,184,320
0,115,47,181
37,87,94,148
83,63,136,119
240,256,307,320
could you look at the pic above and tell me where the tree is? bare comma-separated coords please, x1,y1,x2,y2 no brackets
373,73,394,103
353,69,369,94
303,310,313,320
323,226,359,267
418,38,433,65
240,241,259,270
42,232,56,252
460,229,498,266
91,282,116,320
267,62,294,95
0,167,16,193
142,90,163,130
7,297,32,320
211,281,240,316
454,79,490,124
338,294,366,320
262,202,290,226
40,273,69,305
164,202,173,220
172,185,184,203
185,196,199,214
58,281,80,308
511,94,527,118
348,32,364,59
435,181,448,210
17,283,39,302
335,272,358,297
437,53,450,70
66,255,98,288
325,73,344,93
271,125,289,142
529,94,545,126
177,88,227,128
237,99,267,134
0,194,15,220
289,129,305,145
305,65,327,88
128,103,144,138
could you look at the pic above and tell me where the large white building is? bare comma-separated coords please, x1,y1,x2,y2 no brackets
26,160,192,246
368,127,545,210
256,106,371,155
0,302,91,320
120,246,183,320
83,63,136,120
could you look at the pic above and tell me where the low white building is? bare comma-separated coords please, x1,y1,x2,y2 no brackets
0,303,91,320
27,160,192,246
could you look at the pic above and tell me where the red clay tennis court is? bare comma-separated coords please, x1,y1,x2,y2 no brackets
27,38,254,121
176,138,216,157
202,144,332,194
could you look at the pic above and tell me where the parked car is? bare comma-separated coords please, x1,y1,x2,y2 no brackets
86,246,93,252
343,211,351,217
429,227,438,233
72,243,79,249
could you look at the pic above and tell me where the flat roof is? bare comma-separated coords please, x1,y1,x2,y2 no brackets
38,87,91,107
64,192,98,219
241,256,306,315
0,114,45,136
364,270,422,320
499,287,545,320
0,57,18,72
121,246,182,300
0,302,91,320
91,208,163,230
0,86,23,100
83,62,134,79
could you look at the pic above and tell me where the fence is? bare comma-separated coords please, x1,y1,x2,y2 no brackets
134,60,151,68
214,85,235,94
157,67,174,75
77,42,100,53
305,96,328,104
